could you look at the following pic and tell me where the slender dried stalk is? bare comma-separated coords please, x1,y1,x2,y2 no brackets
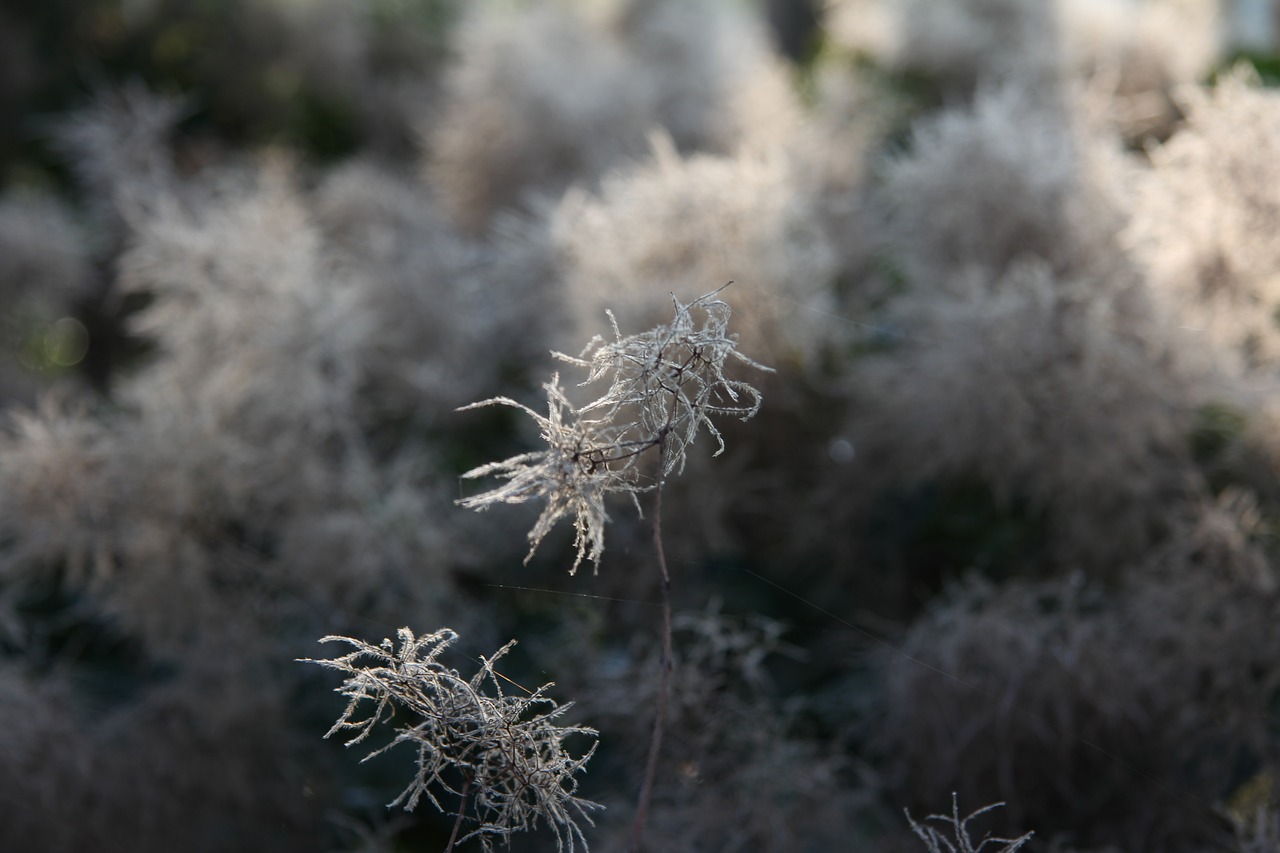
628,442,674,853
444,775,472,853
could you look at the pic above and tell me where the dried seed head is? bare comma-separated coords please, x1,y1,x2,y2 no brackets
302,628,600,851
457,287,770,573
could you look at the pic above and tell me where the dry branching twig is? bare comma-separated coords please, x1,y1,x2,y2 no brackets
906,795,1033,853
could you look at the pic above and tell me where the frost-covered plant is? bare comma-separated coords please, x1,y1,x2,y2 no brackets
458,287,769,850
906,795,1033,853
458,286,770,575
305,627,600,852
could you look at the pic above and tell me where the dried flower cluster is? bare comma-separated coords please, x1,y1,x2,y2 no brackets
457,288,771,574
304,628,600,852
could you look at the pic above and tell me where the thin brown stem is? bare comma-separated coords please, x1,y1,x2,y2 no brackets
628,440,674,853
444,773,472,853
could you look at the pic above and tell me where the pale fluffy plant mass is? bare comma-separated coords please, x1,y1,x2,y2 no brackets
552,137,839,372
1127,66,1280,377
427,0,795,229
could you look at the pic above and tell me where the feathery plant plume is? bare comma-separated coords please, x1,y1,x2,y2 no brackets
303,627,600,852
457,285,771,575
563,285,772,473
455,373,635,577
906,795,1033,853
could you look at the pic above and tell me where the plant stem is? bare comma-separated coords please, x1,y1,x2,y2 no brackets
628,448,673,853
444,774,472,853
